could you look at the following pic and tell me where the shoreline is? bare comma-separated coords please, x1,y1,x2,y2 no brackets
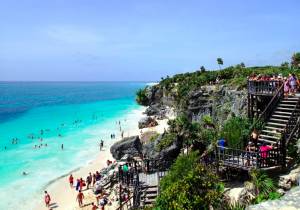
33,106,171,210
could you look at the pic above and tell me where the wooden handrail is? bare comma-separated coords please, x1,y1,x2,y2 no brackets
251,83,284,131
215,146,281,169
279,97,300,167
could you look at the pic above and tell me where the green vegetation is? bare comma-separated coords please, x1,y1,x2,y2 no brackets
217,57,224,70
136,88,148,105
149,133,160,143
292,52,300,68
135,54,300,209
156,133,177,151
160,114,217,152
220,116,251,148
156,152,224,210
249,169,281,204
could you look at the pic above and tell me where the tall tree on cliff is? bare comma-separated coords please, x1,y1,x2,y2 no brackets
240,62,246,68
200,66,206,73
217,57,223,70
291,52,300,69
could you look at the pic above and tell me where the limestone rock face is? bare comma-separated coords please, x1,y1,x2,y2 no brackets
110,136,142,160
279,166,300,190
144,84,247,126
142,133,182,169
138,116,158,129
187,85,247,124
247,187,300,210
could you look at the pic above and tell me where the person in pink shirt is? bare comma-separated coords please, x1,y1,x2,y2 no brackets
259,142,275,167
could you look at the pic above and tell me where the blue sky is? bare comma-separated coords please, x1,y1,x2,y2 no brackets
0,0,299,81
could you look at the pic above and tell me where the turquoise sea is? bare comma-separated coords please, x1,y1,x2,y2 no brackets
0,82,146,210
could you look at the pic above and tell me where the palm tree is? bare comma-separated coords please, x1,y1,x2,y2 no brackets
200,66,206,73
281,62,289,68
217,58,223,70
240,62,245,68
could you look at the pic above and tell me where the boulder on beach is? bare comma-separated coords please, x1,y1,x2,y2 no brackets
138,116,158,129
110,135,142,160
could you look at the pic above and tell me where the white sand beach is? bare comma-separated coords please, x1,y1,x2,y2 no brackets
33,109,172,210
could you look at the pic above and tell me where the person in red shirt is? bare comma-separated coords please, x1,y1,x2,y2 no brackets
76,190,84,207
44,191,51,208
79,178,84,191
69,174,74,188
91,202,98,210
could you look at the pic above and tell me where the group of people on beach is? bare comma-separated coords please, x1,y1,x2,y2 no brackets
67,161,113,209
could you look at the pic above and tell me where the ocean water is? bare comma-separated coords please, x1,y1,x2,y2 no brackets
0,82,146,210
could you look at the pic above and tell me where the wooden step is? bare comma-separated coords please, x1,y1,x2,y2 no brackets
271,115,290,119
269,118,288,122
144,198,156,205
281,100,298,103
261,130,281,134
264,126,284,131
259,134,280,140
286,97,300,100
278,104,296,107
276,107,294,111
258,138,278,144
273,111,292,115
266,122,286,127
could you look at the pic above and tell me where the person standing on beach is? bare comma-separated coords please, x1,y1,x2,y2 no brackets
86,172,92,189
76,190,84,207
76,179,81,191
69,174,74,188
92,173,96,186
44,191,51,208
100,140,104,150
91,202,98,210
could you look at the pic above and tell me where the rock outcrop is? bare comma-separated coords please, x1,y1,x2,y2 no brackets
144,84,247,125
142,133,182,169
278,166,300,190
138,116,158,129
110,136,142,160
247,186,300,210
187,85,247,124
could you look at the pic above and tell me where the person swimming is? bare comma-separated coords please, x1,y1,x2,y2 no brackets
22,171,28,176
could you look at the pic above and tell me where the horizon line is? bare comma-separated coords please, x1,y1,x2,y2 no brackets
0,80,156,83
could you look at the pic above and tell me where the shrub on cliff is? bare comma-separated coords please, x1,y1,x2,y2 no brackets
156,152,224,210
219,116,251,149
248,169,281,204
136,88,148,105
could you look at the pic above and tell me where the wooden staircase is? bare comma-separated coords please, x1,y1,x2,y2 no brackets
258,96,300,146
215,80,300,171
141,185,158,206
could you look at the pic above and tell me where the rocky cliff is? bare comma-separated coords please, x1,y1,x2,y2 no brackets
144,84,248,126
